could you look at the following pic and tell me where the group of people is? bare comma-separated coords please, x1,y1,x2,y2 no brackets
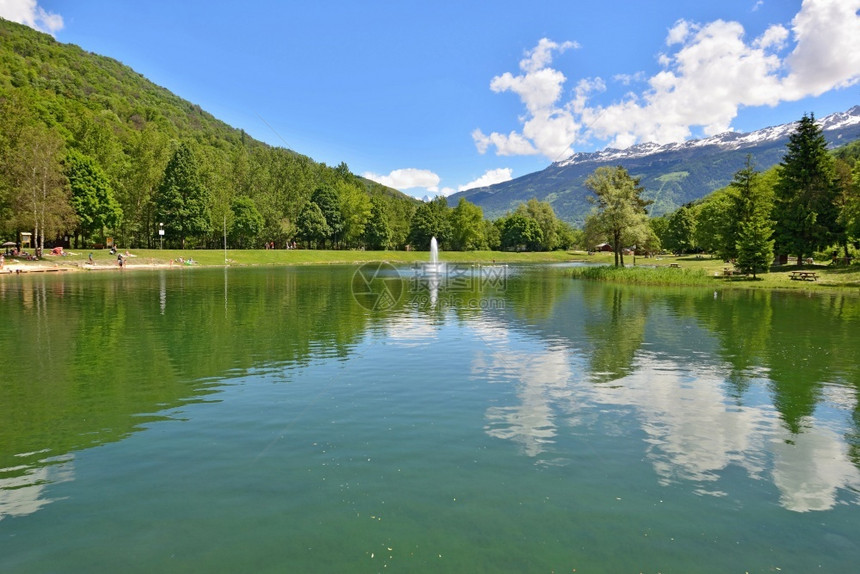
264,241,299,249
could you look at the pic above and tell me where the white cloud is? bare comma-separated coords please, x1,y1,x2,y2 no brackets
666,19,693,45
363,168,441,192
473,38,582,160
782,0,860,98
754,24,789,50
472,128,539,156
519,38,578,74
0,0,64,34
458,168,513,192
475,0,860,157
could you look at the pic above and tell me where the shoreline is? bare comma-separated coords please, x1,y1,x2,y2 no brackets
2,249,858,293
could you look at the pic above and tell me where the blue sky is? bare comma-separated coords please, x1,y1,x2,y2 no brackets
3,0,858,198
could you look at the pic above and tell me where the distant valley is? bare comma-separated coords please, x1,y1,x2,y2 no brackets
449,106,860,225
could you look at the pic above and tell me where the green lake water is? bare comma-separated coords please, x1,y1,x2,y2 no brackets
1,264,859,573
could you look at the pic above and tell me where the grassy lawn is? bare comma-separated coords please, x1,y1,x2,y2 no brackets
6,247,580,270
570,253,860,292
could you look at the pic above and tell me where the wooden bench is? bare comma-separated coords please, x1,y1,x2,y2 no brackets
668,263,680,268
789,271,818,281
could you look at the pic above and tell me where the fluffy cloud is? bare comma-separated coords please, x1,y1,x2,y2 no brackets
476,0,860,157
783,0,860,98
0,0,64,34
458,168,513,192
472,38,581,160
363,168,446,195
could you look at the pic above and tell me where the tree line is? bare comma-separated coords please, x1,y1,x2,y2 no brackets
2,15,857,259
0,91,577,253
586,114,860,275
0,19,582,254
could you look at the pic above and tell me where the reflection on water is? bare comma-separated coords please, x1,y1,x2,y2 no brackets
476,279,860,512
1,266,860,571
0,453,74,520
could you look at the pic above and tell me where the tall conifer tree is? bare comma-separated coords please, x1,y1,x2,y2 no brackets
773,114,838,264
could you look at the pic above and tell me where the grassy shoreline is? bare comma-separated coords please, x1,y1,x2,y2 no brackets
3,249,858,292
568,254,860,293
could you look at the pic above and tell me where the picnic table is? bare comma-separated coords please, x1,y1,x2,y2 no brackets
789,270,818,281
668,263,680,268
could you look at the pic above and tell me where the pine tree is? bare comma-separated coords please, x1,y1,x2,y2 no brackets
773,114,838,264
735,215,774,279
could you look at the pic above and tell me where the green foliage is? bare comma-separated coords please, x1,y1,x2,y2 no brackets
515,198,558,250
774,114,840,261
0,18,418,250
408,196,451,249
584,166,650,266
336,179,372,248
449,198,486,250
664,205,696,254
310,185,344,248
569,265,713,286
693,191,731,255
65,149,122,245
555,220,579,250
5,122,76,249
362,196,392,250
153,142,212,248
735,214,774,278
296,201,330,248
229,196,264,248
500,213,543,251
483,219,501,250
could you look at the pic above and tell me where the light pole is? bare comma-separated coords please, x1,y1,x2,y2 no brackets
159,223,164,250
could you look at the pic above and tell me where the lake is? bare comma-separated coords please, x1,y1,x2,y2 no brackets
1,264,859,573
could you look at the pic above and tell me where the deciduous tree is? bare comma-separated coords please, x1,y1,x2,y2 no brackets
9,124,76,251
501,213,543,251
153,142,212,249
66,150,122,247
407,196,450,250
229,196,264,248
310,185,343,248
296,201,329,249
449,197,486,250
362,196,392,250
584,166,650,266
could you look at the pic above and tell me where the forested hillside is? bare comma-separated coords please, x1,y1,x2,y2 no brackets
0,17,417,250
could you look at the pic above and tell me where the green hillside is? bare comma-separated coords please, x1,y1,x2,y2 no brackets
0,17,417,249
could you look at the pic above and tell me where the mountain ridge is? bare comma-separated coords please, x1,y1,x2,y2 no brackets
450,106,860,225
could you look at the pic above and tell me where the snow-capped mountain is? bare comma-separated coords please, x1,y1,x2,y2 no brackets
557,106,860,168
449,106,860,224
